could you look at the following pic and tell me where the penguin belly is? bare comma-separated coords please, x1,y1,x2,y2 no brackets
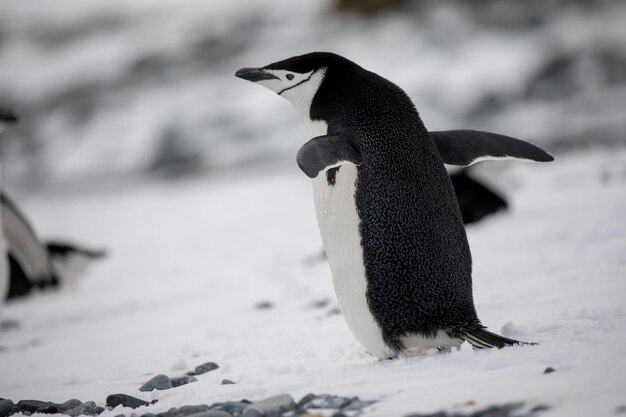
312,164,393,359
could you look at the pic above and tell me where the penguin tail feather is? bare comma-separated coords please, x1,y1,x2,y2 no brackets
463,328,536,349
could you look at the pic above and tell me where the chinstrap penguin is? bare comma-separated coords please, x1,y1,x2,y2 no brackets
0,109,106,301
1,191,107,300
236,52,552,359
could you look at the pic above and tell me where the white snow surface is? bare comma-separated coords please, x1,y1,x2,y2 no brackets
1,148,626,416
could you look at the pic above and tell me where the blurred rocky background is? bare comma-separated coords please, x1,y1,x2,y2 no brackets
0,0,624,192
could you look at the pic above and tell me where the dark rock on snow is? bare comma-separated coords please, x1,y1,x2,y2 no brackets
60,400,84,411
16,400,55,413
254,301,273,311
65,401,105,416
297,394,375,411
11,399,98,416
0,400,14,417
186,362,219,376
177,405,210,416
2,392,375,417
543,367,555,374
171,375,198,388
139,374,174,392
221,379,235,385
209,400,251,416
185,411,232,417
38,405,64,414
298,394,349,409
242,394,295,417
106,394,151,409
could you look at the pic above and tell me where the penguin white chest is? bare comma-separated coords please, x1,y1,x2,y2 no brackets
306,122,391,359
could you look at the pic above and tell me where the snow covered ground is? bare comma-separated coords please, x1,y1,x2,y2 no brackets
1,147,625,417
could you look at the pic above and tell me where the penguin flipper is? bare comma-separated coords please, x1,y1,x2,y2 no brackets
463,328,536,349
430,130,554,166
297,134,361,178
46,241,108,260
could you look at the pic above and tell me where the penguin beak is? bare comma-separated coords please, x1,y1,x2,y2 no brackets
235,67,279,82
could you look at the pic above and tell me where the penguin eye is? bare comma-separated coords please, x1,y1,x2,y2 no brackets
286,73,294,81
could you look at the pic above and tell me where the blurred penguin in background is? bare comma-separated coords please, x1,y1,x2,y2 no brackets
0,107,20,308
449,168,508,225
0,107,107,302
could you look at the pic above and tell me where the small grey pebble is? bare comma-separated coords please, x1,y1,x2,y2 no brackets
17,400,55,413
530,405,550,413
0,399,15,417
139,374,173,392
38,405,63,414
171,375,198,388
472,402,524,417
254,301,273,310
221,379,235,385
297,394,315,409
213,401,249,416
186,412,232,417
178,405,210,416
343,398,376,411
154,411,179,417
543,367,556,374
59,400,83,411
298,394,350,410
242,394,295,417
159,412,182,417
106,394,150,409
186,362,219,376
65,401,104,416
311,299,330,309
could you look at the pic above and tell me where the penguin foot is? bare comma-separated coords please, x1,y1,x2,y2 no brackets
463,328,536,349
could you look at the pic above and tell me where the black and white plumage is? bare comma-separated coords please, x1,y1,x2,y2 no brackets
1,191,56,298
0,108,19,306
0,189,7,306
236,52,551,359
0,110,106,302
1,191,106,300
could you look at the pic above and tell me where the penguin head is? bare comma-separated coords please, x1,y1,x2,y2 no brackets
235,52,349,121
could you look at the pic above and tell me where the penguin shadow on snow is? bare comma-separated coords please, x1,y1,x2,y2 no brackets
236,52,553,359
